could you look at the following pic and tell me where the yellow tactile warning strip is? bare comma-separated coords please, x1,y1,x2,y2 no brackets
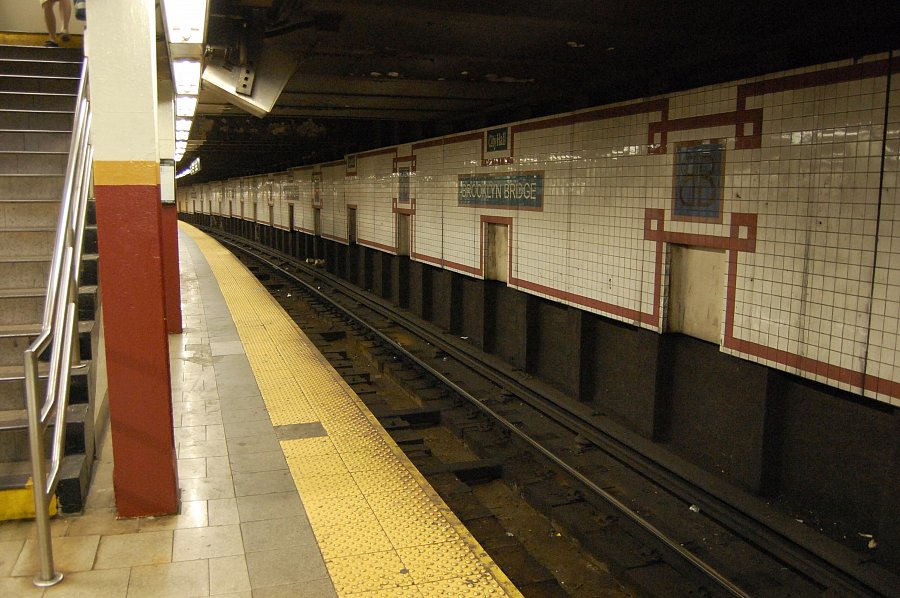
183,223,522,598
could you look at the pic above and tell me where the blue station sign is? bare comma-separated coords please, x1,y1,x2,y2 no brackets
458,172,543,208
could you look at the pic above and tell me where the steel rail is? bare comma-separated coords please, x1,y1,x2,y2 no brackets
250,244,893,597
218,235,754,598
214,231,899,597
24,61,92,588
311,259,888,597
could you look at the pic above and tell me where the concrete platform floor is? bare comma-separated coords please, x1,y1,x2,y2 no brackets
0,225,518,597
0,228,334,597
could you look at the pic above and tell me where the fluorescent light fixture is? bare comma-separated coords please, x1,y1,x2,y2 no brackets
175,118,192,132
161,0,209,45
176,158,201,179
176,141,188,152
175,95,197,118
176,130,190,141
173,60,202,95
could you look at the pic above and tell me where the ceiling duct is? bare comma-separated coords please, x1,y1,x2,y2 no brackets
201,45,297,117
202,8,297,117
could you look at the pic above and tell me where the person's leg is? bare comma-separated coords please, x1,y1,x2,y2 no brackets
57,0,71,40
42,0,58,45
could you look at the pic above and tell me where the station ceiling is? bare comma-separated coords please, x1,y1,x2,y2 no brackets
178,0,900,184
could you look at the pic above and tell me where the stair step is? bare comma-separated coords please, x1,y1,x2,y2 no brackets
0,453,92,517
0,198,61,228
0,360,89,381
0,92,76,111
0,287,45,326
0,402,90,473
0,228,55,257
0,320,94,367
0,225,97,260
0,173,64,200
0,76,78,95
0,150,67,154
0,330,31,368
0,151,67,175
0,45,83,62
0,477,59,520
0,110,74,132
0,408,27,431
0,51,95,515
0,361,90,410
0,253,97,289
0,285,97,327
0,287,47,297
0,257,51,290
0,405,90,431
0,130,70,152
0,459,31,479
0,59,82,79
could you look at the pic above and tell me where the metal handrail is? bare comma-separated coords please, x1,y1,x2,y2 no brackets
23,60,93,588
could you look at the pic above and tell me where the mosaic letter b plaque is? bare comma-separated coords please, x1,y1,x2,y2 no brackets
673,142,724,221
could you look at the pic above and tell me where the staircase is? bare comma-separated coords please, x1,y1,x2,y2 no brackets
0,45,99,517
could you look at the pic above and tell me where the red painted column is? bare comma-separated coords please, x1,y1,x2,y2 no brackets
88,0,178,517
94,165,178,516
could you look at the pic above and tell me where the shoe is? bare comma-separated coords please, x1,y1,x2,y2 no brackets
60,33,70,43
44,40,59,48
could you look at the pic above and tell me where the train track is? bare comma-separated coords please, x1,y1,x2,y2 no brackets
205,227,898,597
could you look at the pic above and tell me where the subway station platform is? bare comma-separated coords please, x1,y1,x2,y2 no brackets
0,224,519,597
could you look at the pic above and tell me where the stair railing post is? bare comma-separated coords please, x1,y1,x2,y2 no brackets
23,347,61,587
24,59,91,590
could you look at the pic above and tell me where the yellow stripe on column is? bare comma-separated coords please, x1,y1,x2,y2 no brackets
94,161,160,186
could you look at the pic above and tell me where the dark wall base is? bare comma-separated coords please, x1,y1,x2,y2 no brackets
485,281,528,370
657,334,770,492
527,297,582,400
459,275,485,350
581,314,662,439
188,215,900,567
767,374,899,553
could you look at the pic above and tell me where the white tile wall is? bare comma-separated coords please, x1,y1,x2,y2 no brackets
355,151,396,250
183,51,900,406
413,145,445,261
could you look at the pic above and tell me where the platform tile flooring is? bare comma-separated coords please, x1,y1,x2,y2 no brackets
0,230,337,597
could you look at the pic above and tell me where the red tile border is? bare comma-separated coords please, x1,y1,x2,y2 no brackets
359,147,399,159
359,238,396,253
718,210,898,398
321,232,347,243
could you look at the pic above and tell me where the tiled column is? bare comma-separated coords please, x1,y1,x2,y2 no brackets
158,79,183,334
88,0,179,516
